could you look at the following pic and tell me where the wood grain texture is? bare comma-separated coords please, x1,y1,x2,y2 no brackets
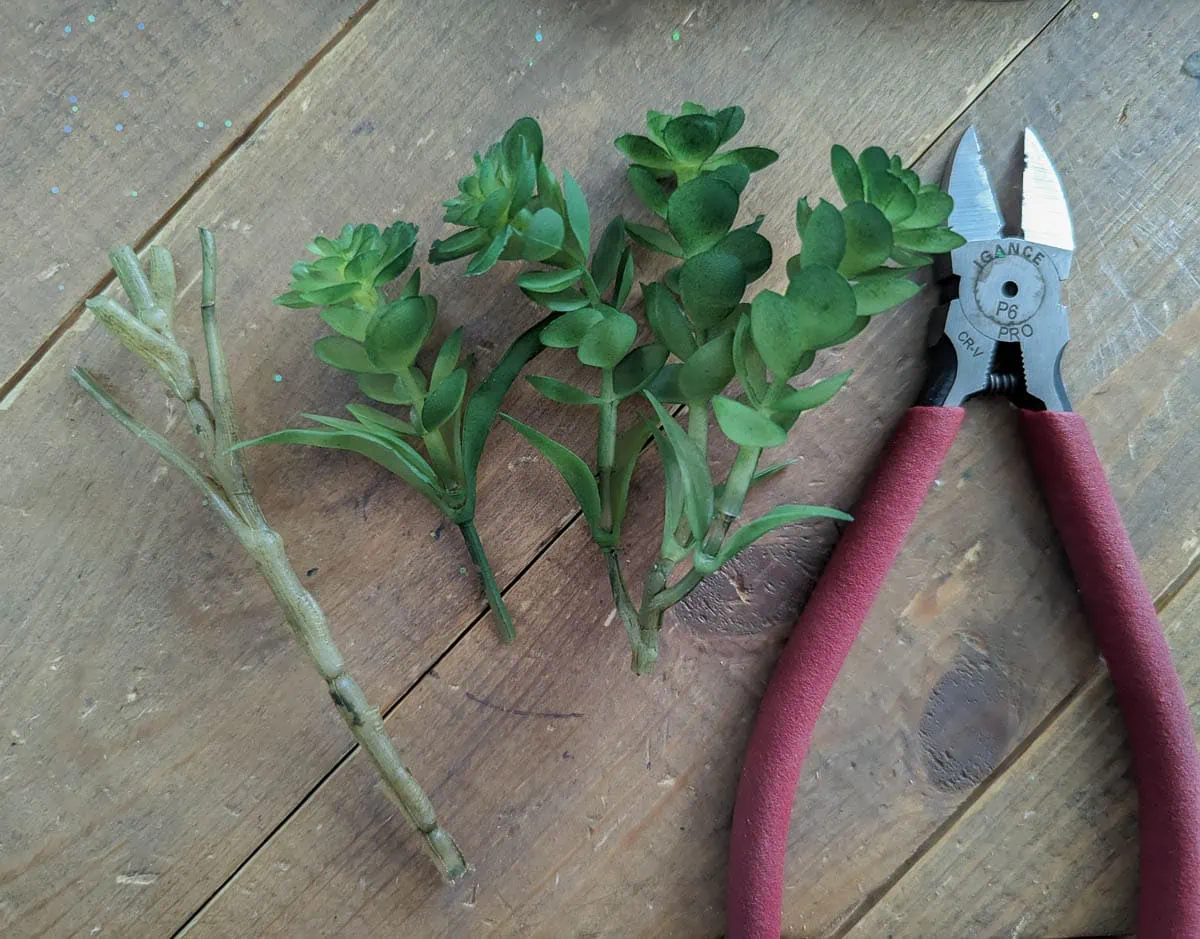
0,0,361,390
182,2,1200,936
846,576,1200,939
0,1,1070,936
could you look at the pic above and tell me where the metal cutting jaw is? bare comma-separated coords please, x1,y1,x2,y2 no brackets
921,126,1076,411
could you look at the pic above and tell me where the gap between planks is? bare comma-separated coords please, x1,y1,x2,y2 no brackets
0,0,385,406
168,3,1083,934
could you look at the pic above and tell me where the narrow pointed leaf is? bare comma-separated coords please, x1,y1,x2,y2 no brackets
626,221,684,258
770,369,852,427
517,268,583,292
356,371,410,405
421,366,468,431
527,375,600,405
466,227,512,275
645,392,713,542
697,504,852,573
892,227,967,253
562,171,591,256
705,147,778,172
733,314,768,406
615,134,676,170
345,403,417,436
610,421,655,537
501,415,605,541
431,327,463,388
591,218,626,292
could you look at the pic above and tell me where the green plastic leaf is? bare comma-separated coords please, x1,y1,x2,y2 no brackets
578,311,637,368
770,369,852,427
476,188,510,229
651,420,687,554
318,304,372,342
517,268,583,292
541,306,604,348
853,273,922,316
356,372,409,405
536,162,565,213
429,227,490,264
893,227,967,253
614,134,675,170
645,110,671,147
421,366,468,431
398,268,422,299
839,201,894,277
899,168,922,195
868,172,916,223
785,265,859,350
313,335,382,374
613,343,669,399
527,374,600,405
733,314,768,406
644,282,697,361
712,106,745,144
525,287,591,311
522,208,565,261
680,101,707,115
751,290,806,379
505,116,544,167
610,421,655,538
627,166,668,218
466,228,511,276
696,504,852,573
431,327,463,388
626,221,684,258
645,392,714,542
345,403,416,436
712,395,787,448
680,250,746,329
666,176,740,256
890,244,934,267
831,145,864,204
718,226,772,282
858,147,891,190
795,197,813,237
800,200,846,271
591,218,626,292
235,428,440,498
612,247,635,308
664,114,722,164
645,363,688,403
461,311,557,490
899,188,954,230
500,415,606,542
678,330,736,400
364,296,434,371
705,147,779,172
709,163,751,195
275,289,316,309
562,171,591,255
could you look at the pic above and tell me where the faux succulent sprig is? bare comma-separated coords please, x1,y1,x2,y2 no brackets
434,109,964,673
245,221,549,642
73,231,466,881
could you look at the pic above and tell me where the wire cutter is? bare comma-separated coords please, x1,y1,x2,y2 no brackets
726,127,1200,939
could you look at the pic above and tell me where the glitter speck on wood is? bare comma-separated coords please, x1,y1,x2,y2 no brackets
197,121,206,129
115,123,124,132
69,95,78,104
63,125,72,134
64,25,72,34
224,119,233,128
130,190,138,198
137,22,146,31
535,30,543,42
273,374,283,383
122,91,131,98
671,29,681,42
50,186,59,194
88,14,96,23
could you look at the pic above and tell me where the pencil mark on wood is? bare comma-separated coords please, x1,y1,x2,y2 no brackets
463,691,583,720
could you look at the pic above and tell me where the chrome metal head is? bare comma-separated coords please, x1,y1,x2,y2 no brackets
924,125,1075,411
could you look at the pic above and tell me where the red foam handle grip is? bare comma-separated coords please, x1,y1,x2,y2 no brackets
1020,410,1200,938
726,406,964,939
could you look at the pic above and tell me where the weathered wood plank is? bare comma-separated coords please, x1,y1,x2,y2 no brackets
0,0,362,390
0,1,1068,936
183,1,1200,935
845,576,1200,939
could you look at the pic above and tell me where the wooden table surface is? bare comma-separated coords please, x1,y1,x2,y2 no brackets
3,1,1198,936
